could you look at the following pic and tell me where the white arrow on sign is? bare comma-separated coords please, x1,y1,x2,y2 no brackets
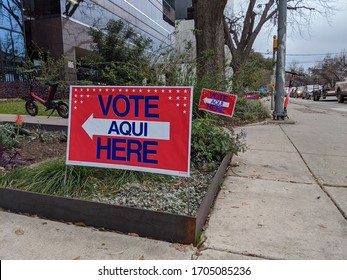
82,114,170,140
203,97,230,108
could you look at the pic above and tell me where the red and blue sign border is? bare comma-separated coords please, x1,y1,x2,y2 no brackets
198,88,238,117
66,85,194,177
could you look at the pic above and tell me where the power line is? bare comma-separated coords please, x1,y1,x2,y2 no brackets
286,53,342,57
261,52,343,57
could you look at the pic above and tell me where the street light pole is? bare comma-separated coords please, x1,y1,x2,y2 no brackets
273,0,287,120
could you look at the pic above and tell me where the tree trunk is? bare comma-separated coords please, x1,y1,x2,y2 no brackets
231,60,245,94
192,0,227,87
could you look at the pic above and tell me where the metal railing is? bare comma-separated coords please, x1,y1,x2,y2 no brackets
0,64,23,82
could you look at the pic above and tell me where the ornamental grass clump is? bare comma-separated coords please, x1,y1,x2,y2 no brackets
0,123,26,148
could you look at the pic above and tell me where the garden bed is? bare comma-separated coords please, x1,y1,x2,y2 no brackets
0,152,232,245
0,122,236,244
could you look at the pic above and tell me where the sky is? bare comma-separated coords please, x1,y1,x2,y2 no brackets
231,0,347,71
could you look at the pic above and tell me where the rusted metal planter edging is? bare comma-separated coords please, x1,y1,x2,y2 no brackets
0,152,232,245
195,151,232,239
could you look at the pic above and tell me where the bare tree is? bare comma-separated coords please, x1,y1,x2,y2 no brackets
309,52,347,87
0,0,23,33
223,0,337,93
0,0,25,76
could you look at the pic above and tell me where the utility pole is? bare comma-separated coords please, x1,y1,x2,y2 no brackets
273,0,287,120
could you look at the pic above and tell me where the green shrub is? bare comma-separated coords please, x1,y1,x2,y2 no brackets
191,118,246,169
234,98,270,122
0,123,21,148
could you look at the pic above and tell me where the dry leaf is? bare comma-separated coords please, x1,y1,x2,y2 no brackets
73,256,81,260
128,232,139,237
15,229,25,235
139,255,145,260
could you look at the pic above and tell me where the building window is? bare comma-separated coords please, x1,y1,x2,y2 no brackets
23,0,61,19
163,0,175,27
0,0,26,81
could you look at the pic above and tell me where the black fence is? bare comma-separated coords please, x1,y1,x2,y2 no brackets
0,64,23,82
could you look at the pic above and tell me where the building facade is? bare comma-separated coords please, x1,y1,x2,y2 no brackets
0,0,26,81
0,0,176,81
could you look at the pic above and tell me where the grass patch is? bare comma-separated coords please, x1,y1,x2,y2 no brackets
0,99,64,117
234,98,271,123
0,159,213,215
0,159,172,197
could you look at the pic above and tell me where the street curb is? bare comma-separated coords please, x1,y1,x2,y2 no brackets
266,118,296,124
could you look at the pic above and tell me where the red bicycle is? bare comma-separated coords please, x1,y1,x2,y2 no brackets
24,70,69,119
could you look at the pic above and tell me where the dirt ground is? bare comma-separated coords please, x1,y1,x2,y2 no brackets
0,131,67,170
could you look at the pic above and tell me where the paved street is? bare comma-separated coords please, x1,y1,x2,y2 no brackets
0,99,347,260
290,96,347,114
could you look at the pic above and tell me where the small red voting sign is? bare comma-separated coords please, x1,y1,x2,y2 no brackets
66,86,193,177
198,89,237,117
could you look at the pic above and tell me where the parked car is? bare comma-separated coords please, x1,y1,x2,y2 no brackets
302,86,311,99
294,86,304,98
312,84,334,101
335,78,347,103
305,84,321,100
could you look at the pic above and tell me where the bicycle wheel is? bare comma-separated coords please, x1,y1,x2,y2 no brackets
25,100,39,116
57,101,69,118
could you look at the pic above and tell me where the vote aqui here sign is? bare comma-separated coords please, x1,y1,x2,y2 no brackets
66,86,193,177
198,88,237,117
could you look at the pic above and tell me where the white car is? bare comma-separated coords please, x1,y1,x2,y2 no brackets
303,84,322,99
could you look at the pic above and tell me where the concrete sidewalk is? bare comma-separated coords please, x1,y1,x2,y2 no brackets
0,113,68,127
1,100,347,259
